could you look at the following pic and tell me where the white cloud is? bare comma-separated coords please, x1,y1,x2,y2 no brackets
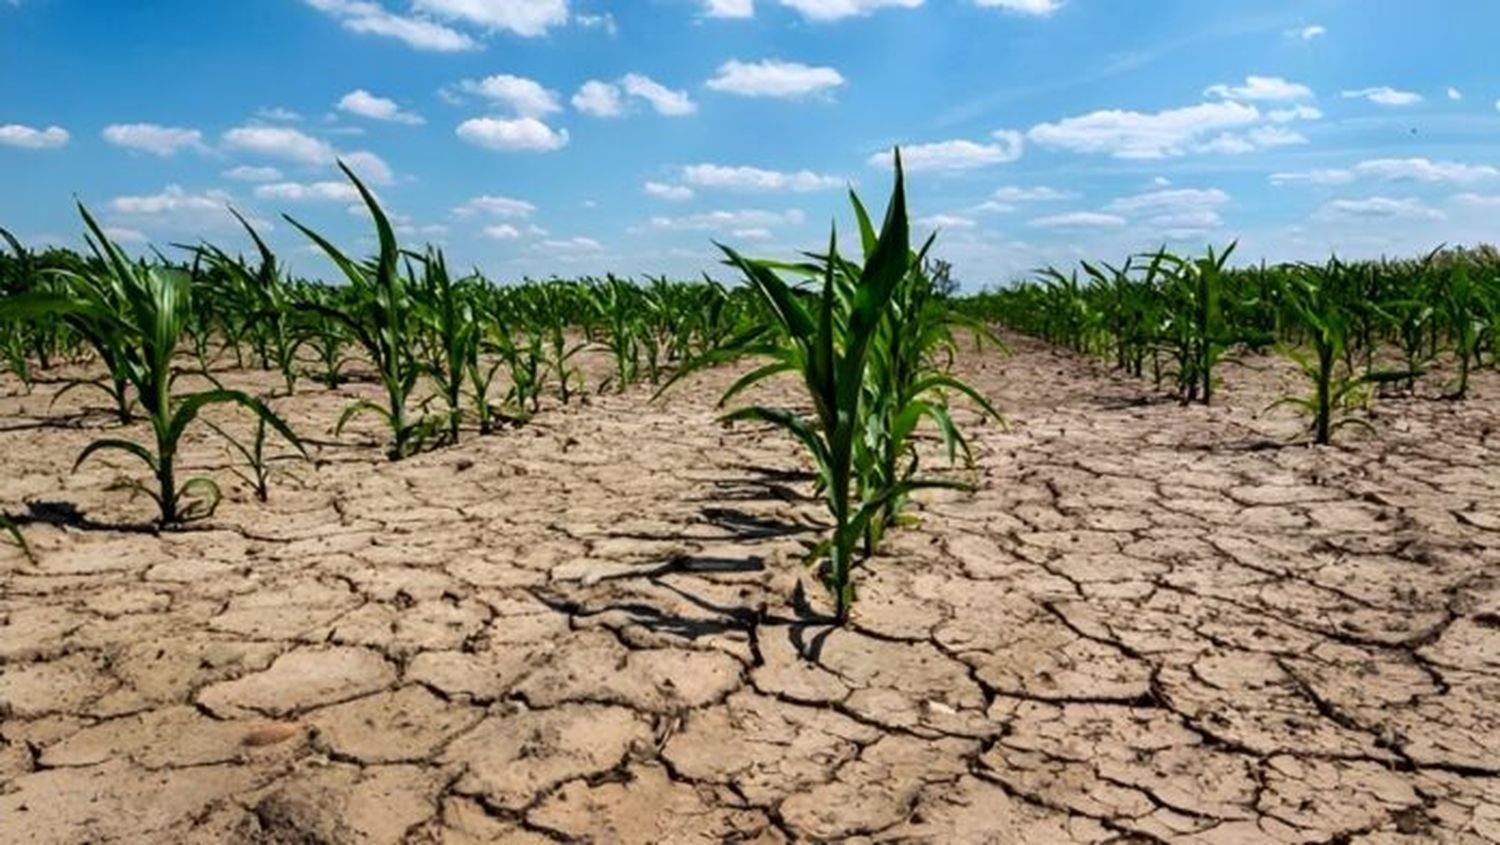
1105,187,1229,236
992,185,1072,202
972,0,1064,15
1269,169,1356,186
1286,24,1325,40
222,125,337,164
916,213,976,229
482,223,521,240
621,74,696,116
1245,125,1307,148
454,195,537,217
1106,187,1229,215
1028,212,1126,229
1272,158,1498,187
706,59,845,99
1028,101,1261,159
537,236,603,252
456,116,569,151
302,0,478,51
1342,87,1423,106
575,12,616,33
1204,75,1313,102
1448,87,1463,101
572,80,624,117
412,0,568,37
255,181,363,202
777,0,921,21
731,228,773,241
111,185,230,215
101,123,205,156
649,208,805,232
0,123,69,149
645,182,695,201
704,0,753,17
223,165,284,182
1267,104,1322,123
101,226,148,244
460,74,561,118
868,131,1024,172
337,89,424,125
256,107,303,122
682,163,841,192
1315,196,1444,221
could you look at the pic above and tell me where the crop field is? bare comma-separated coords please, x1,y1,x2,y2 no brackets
0,157,1497,845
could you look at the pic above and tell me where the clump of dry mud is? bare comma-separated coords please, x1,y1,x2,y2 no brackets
1,337,1497,843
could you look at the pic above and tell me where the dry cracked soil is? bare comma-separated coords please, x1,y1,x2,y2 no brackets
1,335,1498,844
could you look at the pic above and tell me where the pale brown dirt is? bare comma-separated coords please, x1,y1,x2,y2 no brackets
1,336,1498,844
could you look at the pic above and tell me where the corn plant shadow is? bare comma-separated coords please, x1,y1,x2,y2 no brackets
18,500,166,535
699,506,817,541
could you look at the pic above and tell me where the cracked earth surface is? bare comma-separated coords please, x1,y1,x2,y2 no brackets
1,335,1498,843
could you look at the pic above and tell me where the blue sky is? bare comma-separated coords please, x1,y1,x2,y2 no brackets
3,0,1499,288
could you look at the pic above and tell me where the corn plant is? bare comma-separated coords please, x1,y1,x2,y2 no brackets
197,210,301,394
206,414,304,503
411,248,478,444
289,162,433,459
3,206,305,524
712,153,982,622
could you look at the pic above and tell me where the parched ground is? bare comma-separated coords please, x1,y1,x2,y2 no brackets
1,335,1498,844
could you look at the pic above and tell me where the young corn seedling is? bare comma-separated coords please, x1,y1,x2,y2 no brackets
289,162,432,459
714,152,966,622
198,210,302,394
206,413,305,503
4,206,305,525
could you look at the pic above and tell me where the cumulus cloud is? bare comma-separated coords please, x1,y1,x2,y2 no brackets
868,131,1024,172
456,116,569,151
682,163,841,192
621,74,696,116
301,0,478,51
222,126,337,164
460,74,562,118
255,181,363,202
411,0,568,37
645,182,695,201
1027,101,1282,159
453,195,537,217
972,0,1064,15
777,0,921,21
1027,212,1126,229
110,185,231,216
1315,196,1445,221
223,165,284,182
0,123,69,149
1272,158,1498,186
1204,75,1313,102
1342,86,1423,106
572,80,624,117
1286,24,1325,40
101,123,206,156
706,59,845,99
337,89,424,125
992,186,1073,202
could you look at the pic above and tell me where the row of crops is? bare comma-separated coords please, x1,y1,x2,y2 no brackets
0,156,994,623
961,244,1500,444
